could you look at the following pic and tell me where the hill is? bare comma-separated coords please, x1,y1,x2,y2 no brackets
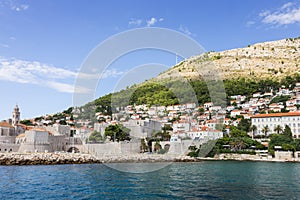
153,37,300,82
24,37,300,124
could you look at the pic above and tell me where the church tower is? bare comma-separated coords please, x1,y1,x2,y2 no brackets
12,105,20,127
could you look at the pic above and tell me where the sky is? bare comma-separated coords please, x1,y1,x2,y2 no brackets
1,0,300,120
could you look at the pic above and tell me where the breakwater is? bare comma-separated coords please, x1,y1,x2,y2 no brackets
0,153,201,165
0,153,99,165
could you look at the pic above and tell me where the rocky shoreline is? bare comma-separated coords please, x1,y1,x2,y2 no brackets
0,153,99,165
1,153,299,166
0,153,201,165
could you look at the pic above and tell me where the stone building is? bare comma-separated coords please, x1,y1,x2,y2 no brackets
0,121,16,143
17,128,50,153
44,124,71,136
16,128,71,153
123,119,162,138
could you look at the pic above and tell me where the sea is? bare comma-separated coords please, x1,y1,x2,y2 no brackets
0,161,299,199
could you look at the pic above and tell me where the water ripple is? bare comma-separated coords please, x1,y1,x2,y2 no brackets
0,161,299,199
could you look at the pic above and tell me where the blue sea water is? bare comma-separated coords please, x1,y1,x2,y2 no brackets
0,161,299,199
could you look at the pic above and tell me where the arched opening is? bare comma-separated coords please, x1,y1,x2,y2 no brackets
164,144,170,152
67,147,80,153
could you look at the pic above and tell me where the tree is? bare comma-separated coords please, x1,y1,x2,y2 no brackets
249,125,257,139
268,133,294,156
162,124,173,131
229,126,248,137
215,123,224,131
154,141,162,152
229,139,246,151
104,124,131,142
283,125,293,138
274,125,283,134
140,138,148,152
237,118,251,132
155,131,171,141
20,119,33,126
59,120,67,125
262,125,270,137
89,130,103,143
198,107,205,114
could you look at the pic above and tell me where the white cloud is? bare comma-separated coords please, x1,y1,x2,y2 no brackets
246,21,256,27
260,2,300,25
0,44,9,48
0,57,123,93
11,4,29,11
179,25,192,36
146,17,158,27
46,81,91,94
129,17,163,27
101,68,123,78
129,18,143,26
0,0,29,11
46,81,76,93
281,2,294,10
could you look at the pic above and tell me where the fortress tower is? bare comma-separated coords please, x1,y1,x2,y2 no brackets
12,104,20,127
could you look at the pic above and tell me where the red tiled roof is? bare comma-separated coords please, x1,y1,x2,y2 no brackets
251,112,300,118
16,133,25,138
0,121,14,128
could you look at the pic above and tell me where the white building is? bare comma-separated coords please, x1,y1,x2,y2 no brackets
172,122,190,133
251,112,300,138
187,129,223,141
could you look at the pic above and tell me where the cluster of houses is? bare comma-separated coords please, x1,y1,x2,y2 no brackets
1,82,300,156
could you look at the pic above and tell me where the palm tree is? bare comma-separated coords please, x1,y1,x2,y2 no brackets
249,125,257,139
262,125,270,137
274,125,283,134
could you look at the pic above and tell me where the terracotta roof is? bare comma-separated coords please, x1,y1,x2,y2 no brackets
251,112,300,118
16,133,25,138
32,128,47,131
17,124,27,128
0,121,14,128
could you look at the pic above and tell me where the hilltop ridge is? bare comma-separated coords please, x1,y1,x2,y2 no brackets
153,37,300,82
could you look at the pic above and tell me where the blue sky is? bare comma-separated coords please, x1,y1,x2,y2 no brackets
1,0,300,120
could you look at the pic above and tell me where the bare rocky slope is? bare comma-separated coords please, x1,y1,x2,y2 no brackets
152,37,300,82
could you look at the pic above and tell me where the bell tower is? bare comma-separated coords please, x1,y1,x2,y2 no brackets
12,105,20,127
